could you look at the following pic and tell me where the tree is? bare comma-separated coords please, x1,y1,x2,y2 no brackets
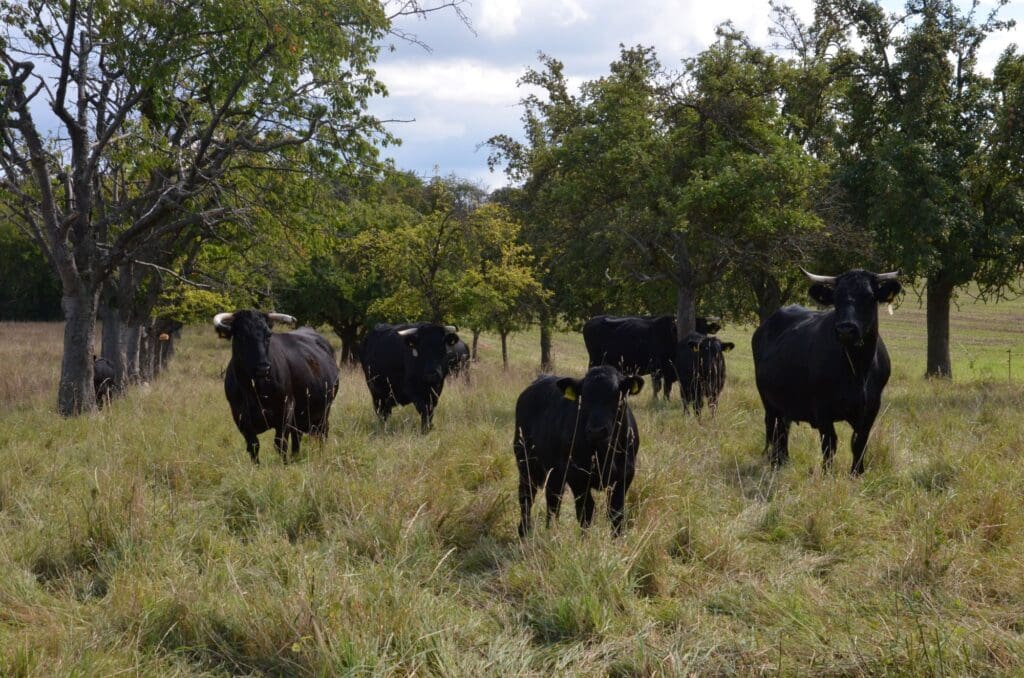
822,0,1021,378
489,37,829,344
461,204,549,369
0,0,466,414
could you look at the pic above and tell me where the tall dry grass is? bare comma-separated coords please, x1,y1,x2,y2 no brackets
1,300,1023,674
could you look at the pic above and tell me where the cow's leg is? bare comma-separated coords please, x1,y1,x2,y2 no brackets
765,408,790,466
651,373,663,399
544,473,565,528
572,482,596,529
517,468,542,537
244,433,260,465
663,374,673,401
819,423,838,470
692,386,703,417
373,396,392,425
607,480,627,535
290,430,301,460
274,428,289,463
850,403,880,475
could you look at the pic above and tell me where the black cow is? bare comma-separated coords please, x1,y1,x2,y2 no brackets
93,355,114,407
360,322,459,432
583,314,721,400
446,338,471,381
752,269,901,474
513,365,643,535
214,310,340,464
676,332,734,416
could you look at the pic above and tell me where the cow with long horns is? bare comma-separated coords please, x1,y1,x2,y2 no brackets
359,322,460,432
214,310,339,464
752,269,901,474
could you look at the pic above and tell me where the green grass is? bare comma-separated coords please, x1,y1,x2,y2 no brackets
2,294,1024,675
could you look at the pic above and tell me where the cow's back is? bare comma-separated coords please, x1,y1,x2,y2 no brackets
583,316,657,373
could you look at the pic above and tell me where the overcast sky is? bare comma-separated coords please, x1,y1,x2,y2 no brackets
371,0,1024,191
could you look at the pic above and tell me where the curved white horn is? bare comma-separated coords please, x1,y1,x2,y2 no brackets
874,269,901,280
397,327,418,337
444,325,457,333
213,312,235,330
266,312,297,326
800,267,837,285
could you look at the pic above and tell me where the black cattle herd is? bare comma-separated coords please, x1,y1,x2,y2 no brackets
202,268,901,534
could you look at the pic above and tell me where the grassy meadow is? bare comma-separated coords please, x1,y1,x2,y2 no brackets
2,294,1024,675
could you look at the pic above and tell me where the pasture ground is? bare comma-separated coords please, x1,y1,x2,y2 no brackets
1,294,1024,675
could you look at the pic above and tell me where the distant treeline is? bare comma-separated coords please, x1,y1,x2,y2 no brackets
0,223,61,321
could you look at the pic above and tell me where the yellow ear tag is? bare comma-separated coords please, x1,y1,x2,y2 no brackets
691,345,699,353
563,385,577,401
628,380,641,395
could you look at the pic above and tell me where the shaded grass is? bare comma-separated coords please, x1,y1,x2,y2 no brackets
2,295,1024,674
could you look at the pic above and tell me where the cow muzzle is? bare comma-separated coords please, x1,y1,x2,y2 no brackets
835,322,862,346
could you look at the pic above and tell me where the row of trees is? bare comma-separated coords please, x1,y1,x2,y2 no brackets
2,0,1022,415
488,0,1024,378
0,0,469,414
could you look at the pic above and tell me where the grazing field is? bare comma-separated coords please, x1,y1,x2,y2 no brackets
2,295,1024,675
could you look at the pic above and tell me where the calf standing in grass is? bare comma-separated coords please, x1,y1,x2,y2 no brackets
513,366,643,535
676,332,734,416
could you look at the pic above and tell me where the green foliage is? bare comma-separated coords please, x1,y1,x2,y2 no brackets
0,222,61,320
490,35,833,327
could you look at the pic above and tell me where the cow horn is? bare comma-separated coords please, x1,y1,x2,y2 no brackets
800,268,837,285
213,312,235,330
397,327,418,337
444,325,457,333
266,312,297,326
874,269,901,280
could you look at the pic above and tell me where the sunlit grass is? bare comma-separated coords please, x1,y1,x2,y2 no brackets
1,294,1024,673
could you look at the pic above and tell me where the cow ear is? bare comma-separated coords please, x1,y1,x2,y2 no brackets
556,377,581,401
623,376,644,396
720,342,735,352
215,327,232,339
808,283,834,306
875,279,902,304
688,338,701,353
445,332,459,346
705,322,721,335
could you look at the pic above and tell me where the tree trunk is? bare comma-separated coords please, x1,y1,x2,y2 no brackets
750,271,784,323
57,292,99,415
926,273,954,379
539,313,553,372
675,284,697,341
124,325,142,384
139,327,155,382
99,295,127,394
471,329,481,360
500,331,509,370
335,324,360,365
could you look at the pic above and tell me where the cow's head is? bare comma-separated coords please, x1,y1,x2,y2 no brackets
557,365,643,448
803,268,901,347
397,324,459,386
213,310,297,379
683,333,734,374
696,317,722,335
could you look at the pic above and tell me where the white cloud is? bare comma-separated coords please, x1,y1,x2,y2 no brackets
475,0,590,39
376,60,524,105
